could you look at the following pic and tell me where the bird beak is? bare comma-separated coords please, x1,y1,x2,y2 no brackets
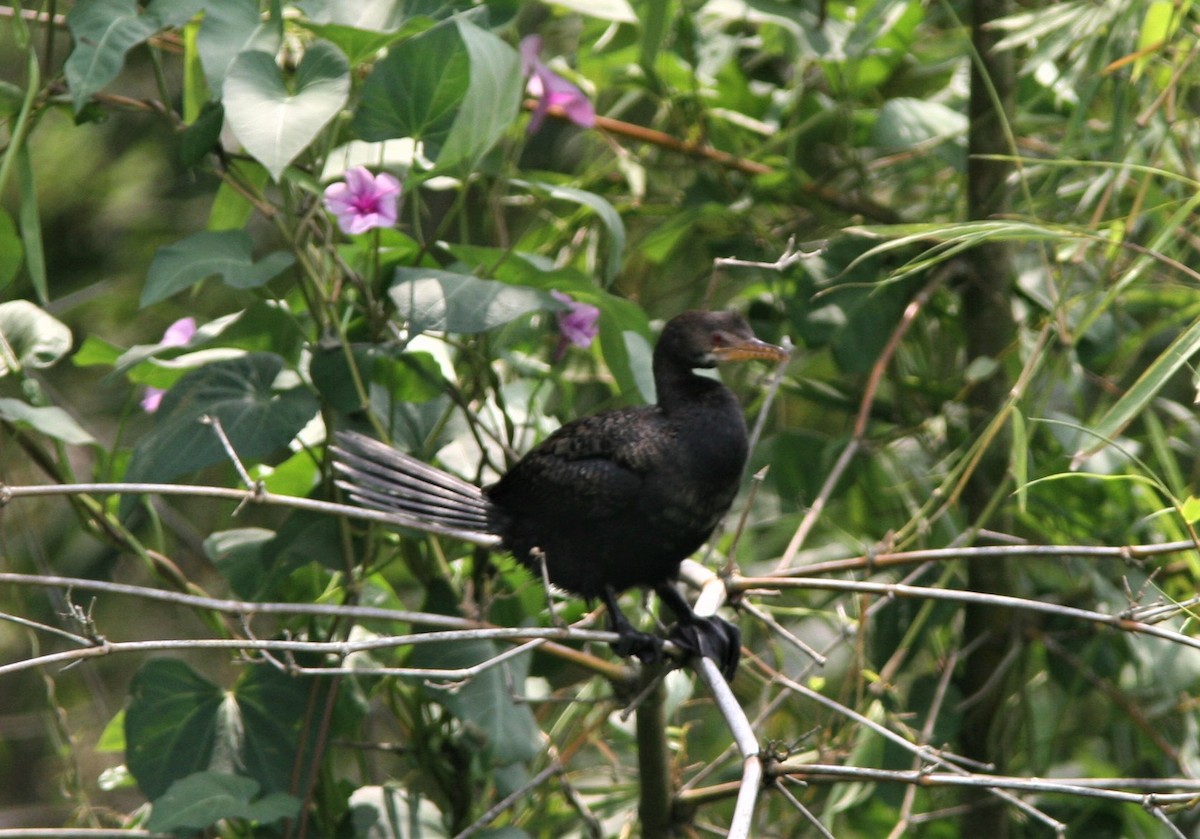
712,337,790,363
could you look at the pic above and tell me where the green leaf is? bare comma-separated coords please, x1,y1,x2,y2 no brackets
298,0,409,32
147,771,300,832
0,299,72,375
126,659,224,800
65,0,204,112
180,100,226,166
73,335,124,368
208,160,270,230
349,786,448,839
96,709,126,753
1180,496,1200,525
870,97,967,152
1074,317,1200,465
311,345,445,412
351,24,470,159
16,145,46,302
196,0,279,93
411,636,539,765
389,268,557,335
435,20,522,170
126,658,314,804
550,0,637,21
233,665,316,794
0,398,96,445
510,179,625,284
141,229,294,307
205,527,275,599
223,41,351,181
0,208,22,293
122,353,318,492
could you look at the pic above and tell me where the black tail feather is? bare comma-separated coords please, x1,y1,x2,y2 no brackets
331,431,503,547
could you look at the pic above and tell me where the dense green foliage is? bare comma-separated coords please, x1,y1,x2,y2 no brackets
3,0,1200,836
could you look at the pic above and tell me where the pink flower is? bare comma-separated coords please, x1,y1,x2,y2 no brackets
323,167,401,235
551,291,600,361
141,317,197,413
520,36,596,135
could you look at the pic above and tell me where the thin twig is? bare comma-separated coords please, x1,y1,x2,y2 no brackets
735,575,1200,653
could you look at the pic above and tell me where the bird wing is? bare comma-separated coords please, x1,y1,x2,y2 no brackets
486,406,672,521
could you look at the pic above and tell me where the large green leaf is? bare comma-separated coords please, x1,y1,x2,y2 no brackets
122,353,319,491
141,230,294,307
351,24,469,158
223,41,351,181
435,20,522,170
65,0,204,112
126,659,313,803
147,772,299,833
0,299,72,375
126,659,224,800
389,268,557,335
350,20,520,170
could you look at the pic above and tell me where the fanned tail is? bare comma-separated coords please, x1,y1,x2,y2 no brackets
331,430,504,547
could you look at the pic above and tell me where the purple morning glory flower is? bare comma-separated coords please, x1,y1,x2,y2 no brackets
323,166,402,235
551,290,600,360
141,316,197,413
520,35,596,135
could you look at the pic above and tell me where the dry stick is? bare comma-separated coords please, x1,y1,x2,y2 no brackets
772,763,1200,806
774,275,943,573
547,105,901,223
736,576,1200,653
694,657,762,839
769,539,1200,579
706,236,819,308
0,571,628,681
0,628,620,680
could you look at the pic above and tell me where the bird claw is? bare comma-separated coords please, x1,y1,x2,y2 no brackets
668,615,741,681
610,627,664,666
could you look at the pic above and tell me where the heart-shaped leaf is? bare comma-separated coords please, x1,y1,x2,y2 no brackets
122,353,319,498
351,21,521,171
223,41,350,181
126,658,314,802
351,24,469,159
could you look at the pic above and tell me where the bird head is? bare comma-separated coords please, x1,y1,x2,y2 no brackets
659,310,790,369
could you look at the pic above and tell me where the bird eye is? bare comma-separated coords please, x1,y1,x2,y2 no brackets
711,332,726,346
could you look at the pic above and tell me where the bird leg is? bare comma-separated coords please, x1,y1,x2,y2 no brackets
601,586,663,666
655,583,741,681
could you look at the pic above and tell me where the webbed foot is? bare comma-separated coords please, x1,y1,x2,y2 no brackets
610,626,664,666
668,614,741,681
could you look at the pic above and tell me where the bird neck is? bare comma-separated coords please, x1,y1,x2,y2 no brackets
652,356,730,414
